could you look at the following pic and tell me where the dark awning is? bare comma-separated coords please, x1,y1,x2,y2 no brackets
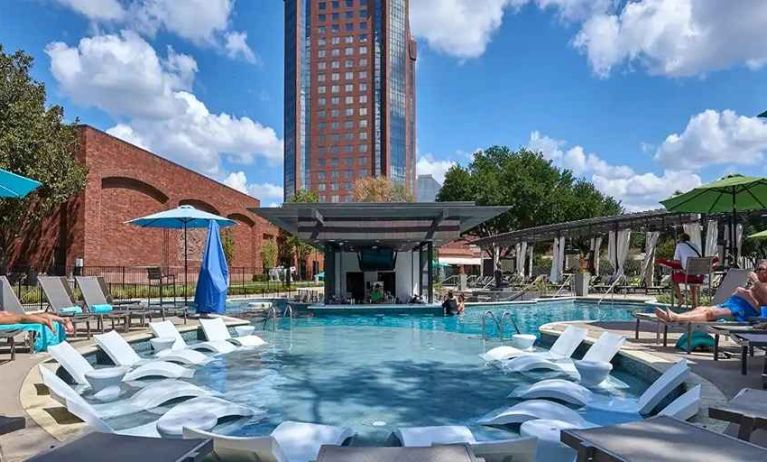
249,202,509,250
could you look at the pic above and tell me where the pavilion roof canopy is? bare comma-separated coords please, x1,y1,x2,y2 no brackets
249,202,509,250
473,209,702,249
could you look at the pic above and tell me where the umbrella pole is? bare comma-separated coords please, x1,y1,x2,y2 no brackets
184,223,188,305
731,204,737,268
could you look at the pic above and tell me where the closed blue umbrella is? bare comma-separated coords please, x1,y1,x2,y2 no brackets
0,168,41,198
126,205,236,304
195,221,229,314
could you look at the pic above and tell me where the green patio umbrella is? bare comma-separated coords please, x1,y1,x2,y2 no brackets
661,174,767,266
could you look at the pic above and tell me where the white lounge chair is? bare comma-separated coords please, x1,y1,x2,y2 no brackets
149,320,236,355
394,426,537,462
94,330,199,379
477,400,595,427
509,360,690,415
38,365,212,419
199,317,267,348
68,395,254,438
480,326,587,363
47,341,191,388
502,331,626,378
101,328,209,366
183,421,354,462
480,382,702,429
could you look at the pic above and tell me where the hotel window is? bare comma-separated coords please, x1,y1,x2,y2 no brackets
360,9,367,18
331,24,339,32
320,195,327,202
318,38,326,46
331,170,339,178
345,23,354,32
345,47,354,55
332,12,339,20
332,37,341,45
359,132,368,140
317,172,326,180
344,183,352,190
359,33,368,42
345,96,354,104
359,46,367,54
345,11,353,19
331,97,340,105
345,36,354,44
317,110,326,118
359,107,368,115
345,108,354,116
359,58,367,66
359,22,367,30
359,119,368,128
344,120,354,128
331,134,341,142
331,85,340,93
318,86,326,94
358,169,367,177
318,14,326,22
331,109,340,117
345,71,354,79
344,133,354,141
318,98,327,106
358,71,367,78
331,184,339,191
331,121,340,129
318,184,326,191
359,156,367,165
331,195,339,203
346,0,353,6
345,60,353,68
331,49,340,57
359,144,368,153
319,2,326,10
332,73,340,81
317,122,327,130
345,84,354,92
359,95,367,103
332,1,339,8
317,26,326,34
344,170,353,179
344,145,353,153
317,74,326,82
331,61,340,69
359,83,367,91
318,62,326,70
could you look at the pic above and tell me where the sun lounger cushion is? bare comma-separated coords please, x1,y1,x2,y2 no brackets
60,306,83,315
0,321,66,352
675,331,715,351
91,304,113,314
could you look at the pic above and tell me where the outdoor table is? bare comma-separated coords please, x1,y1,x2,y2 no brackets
84,367,127,393
150,336,176,353
26,433,213,462
316,444,481,462
234,325,255,337
709,388,767,441
560,416,767,462
0,415,25,435
730,332,767,379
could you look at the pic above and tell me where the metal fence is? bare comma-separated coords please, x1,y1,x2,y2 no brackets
6,265,323,310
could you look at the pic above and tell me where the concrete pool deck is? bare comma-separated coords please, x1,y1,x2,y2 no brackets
0,315,248,461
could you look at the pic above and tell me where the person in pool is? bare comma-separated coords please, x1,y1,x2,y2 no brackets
442,291,459,316
655,261,767,323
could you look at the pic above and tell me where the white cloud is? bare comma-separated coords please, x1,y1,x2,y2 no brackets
655,110,767,170
410,0,515,59
223,171,284,204
224,31,257,63
416,154,456,184
106,123,147,149
48,32,282,175
55,0,255,62
526,131,702,211
573,0,767,77
55,0,125,20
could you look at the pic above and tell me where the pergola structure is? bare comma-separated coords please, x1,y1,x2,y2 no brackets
250,202,509,303
472,209,701,249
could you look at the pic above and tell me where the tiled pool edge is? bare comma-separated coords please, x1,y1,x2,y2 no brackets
539,321,729,432
19,317,250,442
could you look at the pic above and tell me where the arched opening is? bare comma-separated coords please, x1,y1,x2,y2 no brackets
101,176,169,204
178,199,220,215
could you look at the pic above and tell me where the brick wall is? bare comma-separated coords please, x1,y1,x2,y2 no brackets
9,125,289,275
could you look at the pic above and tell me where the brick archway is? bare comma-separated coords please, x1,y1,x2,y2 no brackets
101,176,169,204
179,199,220,215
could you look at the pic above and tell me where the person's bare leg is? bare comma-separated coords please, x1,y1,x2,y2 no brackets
655,306,730,323
673,283,684,307
691,286,699,307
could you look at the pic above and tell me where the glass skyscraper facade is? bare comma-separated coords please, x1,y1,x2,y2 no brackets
284,0,416,202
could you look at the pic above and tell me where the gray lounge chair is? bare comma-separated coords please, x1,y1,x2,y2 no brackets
633,268,751,351
38,276,113,336
76,276,165,332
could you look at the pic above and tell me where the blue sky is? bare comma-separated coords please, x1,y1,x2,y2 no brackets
2,0,767,210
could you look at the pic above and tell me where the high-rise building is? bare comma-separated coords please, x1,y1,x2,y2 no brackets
284,0,417,202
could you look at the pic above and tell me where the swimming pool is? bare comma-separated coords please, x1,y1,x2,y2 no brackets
117,300,648,443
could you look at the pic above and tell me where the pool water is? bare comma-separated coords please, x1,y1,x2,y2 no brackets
147,300,645,443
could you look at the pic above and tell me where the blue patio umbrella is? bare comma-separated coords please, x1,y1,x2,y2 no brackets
195,221,229,314
126,205,236,304
0,168,41,198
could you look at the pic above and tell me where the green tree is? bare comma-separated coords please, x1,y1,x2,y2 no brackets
352,176,414,202
278,189,319,280
221,229,235,265
437,146,622,241
260,239,278,271
0,47,87,273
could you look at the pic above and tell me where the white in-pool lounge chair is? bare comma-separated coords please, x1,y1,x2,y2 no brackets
38,365,212,419
480,382,702,429
199,317,267,348
149,320,236,355
98,328,209,367
183,421,354,462
47,341,190,388
393,426,537,462
480,326,587,363
502,331,626,377
68,395,254,438
93,330,199,378
477,400,595,427
509,360,690,415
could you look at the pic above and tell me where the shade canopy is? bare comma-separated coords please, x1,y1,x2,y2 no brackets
660,175,767,213
249,202,509,250
0,168,41,198
126,205,236,229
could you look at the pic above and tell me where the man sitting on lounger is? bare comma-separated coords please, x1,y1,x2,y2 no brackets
655,261,767,323
0,311,74,334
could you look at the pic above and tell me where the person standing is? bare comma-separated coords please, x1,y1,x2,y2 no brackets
672,233,703,306
442,291,459,316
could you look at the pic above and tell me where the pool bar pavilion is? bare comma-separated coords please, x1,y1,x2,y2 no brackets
251,202,508,308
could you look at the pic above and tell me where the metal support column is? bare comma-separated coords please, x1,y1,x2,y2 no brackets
427,241,434,303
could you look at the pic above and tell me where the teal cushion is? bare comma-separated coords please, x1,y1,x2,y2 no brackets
91,304,113,314
676,331,715,352
59,306,82,315
0,322,66,352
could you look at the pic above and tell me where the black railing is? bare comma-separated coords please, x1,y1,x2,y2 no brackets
6,265,323,310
